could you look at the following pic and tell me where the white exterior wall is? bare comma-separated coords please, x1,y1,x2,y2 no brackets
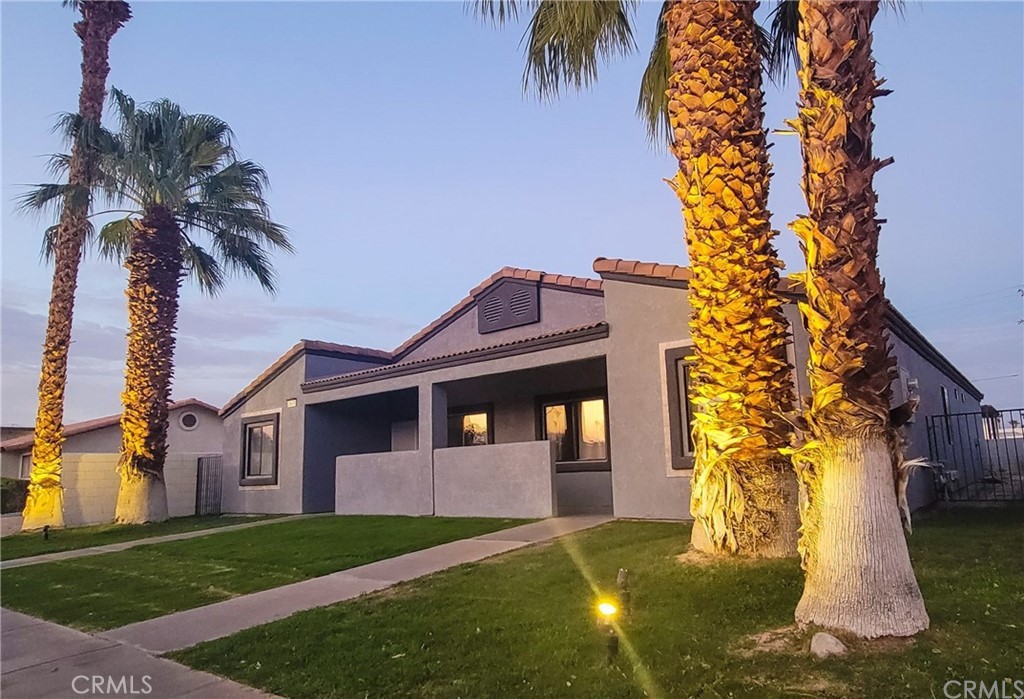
60,453,201,526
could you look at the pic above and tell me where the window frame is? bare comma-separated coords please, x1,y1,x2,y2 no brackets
19,453,31,480
665,346,696,471
239,413,280,486
446,403,494,448
536,391,610,473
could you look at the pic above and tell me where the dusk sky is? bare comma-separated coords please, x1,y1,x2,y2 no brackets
2,1,1022,427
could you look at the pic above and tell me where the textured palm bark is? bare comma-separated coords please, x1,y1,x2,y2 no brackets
114,207,183,524
663,0,798,556
23,1,131,531
788,0,928,636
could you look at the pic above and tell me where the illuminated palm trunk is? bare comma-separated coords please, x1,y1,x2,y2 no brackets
114,206,183,524
788,0,928,636
664,0,798,556
22,1,131,531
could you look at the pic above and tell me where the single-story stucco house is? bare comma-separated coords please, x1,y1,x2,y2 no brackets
218,256,983,521
0,398,223,525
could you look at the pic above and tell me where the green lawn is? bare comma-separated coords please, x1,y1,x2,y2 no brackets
0,515,524,631
0,514,278,561
174,506,1024,699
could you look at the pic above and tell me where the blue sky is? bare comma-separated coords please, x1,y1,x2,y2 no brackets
2,0,1022,425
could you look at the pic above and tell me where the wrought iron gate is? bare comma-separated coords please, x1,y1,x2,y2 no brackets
195,455,223,515
926,408,1024,501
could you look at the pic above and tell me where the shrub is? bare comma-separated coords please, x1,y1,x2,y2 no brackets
1,477,29,514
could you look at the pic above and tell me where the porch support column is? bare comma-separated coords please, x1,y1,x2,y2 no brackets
419,382,447,515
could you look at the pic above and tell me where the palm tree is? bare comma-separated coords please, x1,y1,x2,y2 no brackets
772,0,929,636
26,91,292,523
21,0,131,531
476,1,798,556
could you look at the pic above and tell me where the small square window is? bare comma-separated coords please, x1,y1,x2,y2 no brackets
19,453,31,480
447,407,492,447
240,414,279,485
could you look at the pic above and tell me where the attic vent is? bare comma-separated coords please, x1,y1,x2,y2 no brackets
477,281,540,334
482,296,504,323
510,289,532,317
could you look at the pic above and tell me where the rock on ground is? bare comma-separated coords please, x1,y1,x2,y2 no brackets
810,631,847,658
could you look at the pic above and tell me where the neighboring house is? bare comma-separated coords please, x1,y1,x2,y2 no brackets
0,426,33,445
219,258,983,521
0,399,223,525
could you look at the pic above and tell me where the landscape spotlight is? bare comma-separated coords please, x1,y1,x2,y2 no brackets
597,600,618,620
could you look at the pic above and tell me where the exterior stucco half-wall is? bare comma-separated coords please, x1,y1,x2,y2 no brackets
434,440,557,518
335,450,433,515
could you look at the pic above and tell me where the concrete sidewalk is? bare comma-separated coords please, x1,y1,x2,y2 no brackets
102,514,611,654
0,609,276,699
1,515,315,570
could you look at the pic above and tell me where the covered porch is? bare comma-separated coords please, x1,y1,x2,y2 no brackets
304,350,611,518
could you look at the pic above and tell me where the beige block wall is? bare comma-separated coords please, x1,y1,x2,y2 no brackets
60,453,201,526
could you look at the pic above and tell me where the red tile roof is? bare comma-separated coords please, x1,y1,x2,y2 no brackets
304,322,609,391
593,257,802,292
593,257,692,283
0,398,219,453
220,340,392,416
391,266,602,358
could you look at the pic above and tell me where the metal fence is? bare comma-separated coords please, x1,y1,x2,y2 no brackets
195,455,223,515
926,408,1024,501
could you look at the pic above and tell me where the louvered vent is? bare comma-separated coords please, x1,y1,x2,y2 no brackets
482,296,504,323
477,281,540,334
509,289,533,317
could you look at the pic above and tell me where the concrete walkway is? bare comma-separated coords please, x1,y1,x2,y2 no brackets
102,515,611,654
1,515,316,570
0,609,277,699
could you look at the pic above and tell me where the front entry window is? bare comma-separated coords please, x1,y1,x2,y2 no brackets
447,407,492,447
541,397,607,463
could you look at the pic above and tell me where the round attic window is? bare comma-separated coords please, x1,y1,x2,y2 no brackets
178,412,199,431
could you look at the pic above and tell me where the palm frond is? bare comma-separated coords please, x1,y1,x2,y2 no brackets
765,0,799,84
521,0,637,100
95,216,134,261
637,1,671,146
211,231,279,293
182,241,226,295
17,183,88,217
471,0,534,26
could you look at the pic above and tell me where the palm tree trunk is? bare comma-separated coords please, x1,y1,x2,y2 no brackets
114,206,183,524
788,0,928,637
22,1,131,531
663,0,798,557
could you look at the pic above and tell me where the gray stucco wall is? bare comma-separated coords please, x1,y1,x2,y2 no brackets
556,471,613,515
402,287,605,362
335,450,433,515
434,440,557,518
221,357,306,514
603,279,693,520
887,330,982,511
305,354,388,382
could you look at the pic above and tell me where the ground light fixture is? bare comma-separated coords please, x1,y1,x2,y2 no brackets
596,598,619,662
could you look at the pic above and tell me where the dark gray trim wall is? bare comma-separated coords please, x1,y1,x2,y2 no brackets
663,346,695,471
